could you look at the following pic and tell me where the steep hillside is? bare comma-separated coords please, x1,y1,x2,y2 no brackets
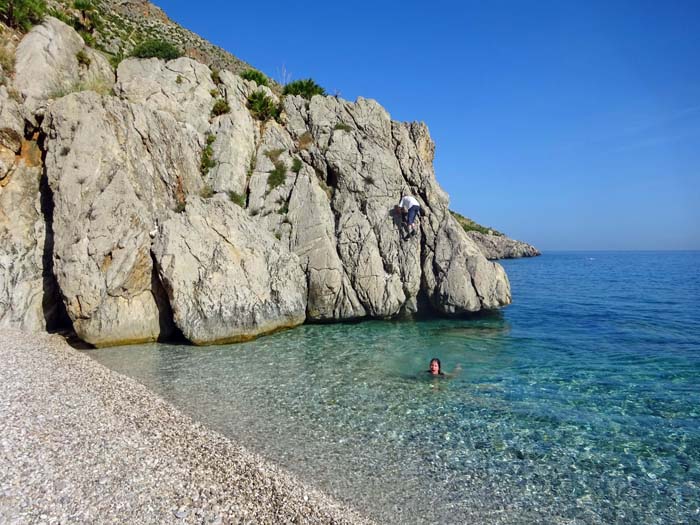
43,0,263,76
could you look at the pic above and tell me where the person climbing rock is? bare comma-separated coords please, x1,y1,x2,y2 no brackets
398,194,421,240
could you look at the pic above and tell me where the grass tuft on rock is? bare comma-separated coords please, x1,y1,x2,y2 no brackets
200,133,216,175
291,158,302,174
267,161,287,191
228,191,246,207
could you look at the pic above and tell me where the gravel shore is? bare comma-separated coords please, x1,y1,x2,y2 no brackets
0,329,373,524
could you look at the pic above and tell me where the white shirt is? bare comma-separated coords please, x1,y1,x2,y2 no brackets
399,196,420,211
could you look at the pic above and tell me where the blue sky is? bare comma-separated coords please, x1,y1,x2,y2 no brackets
154,0,699,250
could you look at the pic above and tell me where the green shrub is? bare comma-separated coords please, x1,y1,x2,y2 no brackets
211,69,222,85
240,69,268,87
282,78,325,100
200,185,214,199
277,202,289,214
175,74,183,84
228,191,246,207
79,30,95,47
1,0,47,31
211,98,230,117
247,91,279,121
130,39,181,60
209,88,218,97
267,161,287,191
73,0,94,11
291,158,302,174
175,202,186,213
334,122,352,132
76,49,90,67
200,133,216,175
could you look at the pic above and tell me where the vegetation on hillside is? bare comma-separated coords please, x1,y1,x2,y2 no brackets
0,0,46,31
247,91,279,121
240,69,268,87
450,210,504,237
130,38,181,60
282,78,325,99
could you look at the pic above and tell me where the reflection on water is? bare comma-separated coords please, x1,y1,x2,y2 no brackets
87,252,700,524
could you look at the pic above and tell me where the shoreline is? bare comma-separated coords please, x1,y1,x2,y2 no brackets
0,329,372,524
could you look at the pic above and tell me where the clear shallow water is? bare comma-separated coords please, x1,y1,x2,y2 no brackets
88,252,700,524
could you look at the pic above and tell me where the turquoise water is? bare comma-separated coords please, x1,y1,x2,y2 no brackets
88,252,700,524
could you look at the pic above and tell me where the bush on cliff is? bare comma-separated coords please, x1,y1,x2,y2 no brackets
130,39,182,61
247,91,279,121
282,78,325,100
1,0,47,31
267,161,287,191
240,69,268,87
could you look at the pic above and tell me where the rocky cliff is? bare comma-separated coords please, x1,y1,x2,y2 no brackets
0,16,512,347
466,231,541,260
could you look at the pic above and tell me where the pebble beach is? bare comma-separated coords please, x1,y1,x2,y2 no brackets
0,329,372,524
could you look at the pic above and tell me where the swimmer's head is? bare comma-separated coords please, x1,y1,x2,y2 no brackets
429,358,441,375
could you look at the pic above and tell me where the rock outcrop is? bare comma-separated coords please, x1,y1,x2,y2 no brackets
152,196,307,344
14,17,113,114
466,231,541,260
0,87,57,330
0,14,516,347
41,91,202,346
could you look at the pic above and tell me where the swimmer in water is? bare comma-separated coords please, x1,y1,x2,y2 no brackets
427,357,462,378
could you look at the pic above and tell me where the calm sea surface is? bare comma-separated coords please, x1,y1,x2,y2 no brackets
87,251,700,524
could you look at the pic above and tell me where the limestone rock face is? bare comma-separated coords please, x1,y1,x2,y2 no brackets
152,196,307,344
15,17,114,114
246,94,512,318
0,87,25,180
0,138,55,331
115,57,216,133
206,71,260,196
42,91,202,346
467,231,541,260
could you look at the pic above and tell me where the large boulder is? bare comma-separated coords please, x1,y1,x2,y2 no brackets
466,230,541,259
14,17,113,114
152,196,307,344
42,91,203,346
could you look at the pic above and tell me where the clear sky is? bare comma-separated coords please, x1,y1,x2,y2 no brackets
153,0,699,250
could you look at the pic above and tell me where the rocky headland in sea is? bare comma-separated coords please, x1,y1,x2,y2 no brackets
0,1,537,350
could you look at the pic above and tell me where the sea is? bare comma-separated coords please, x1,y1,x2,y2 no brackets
87,251,700,524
